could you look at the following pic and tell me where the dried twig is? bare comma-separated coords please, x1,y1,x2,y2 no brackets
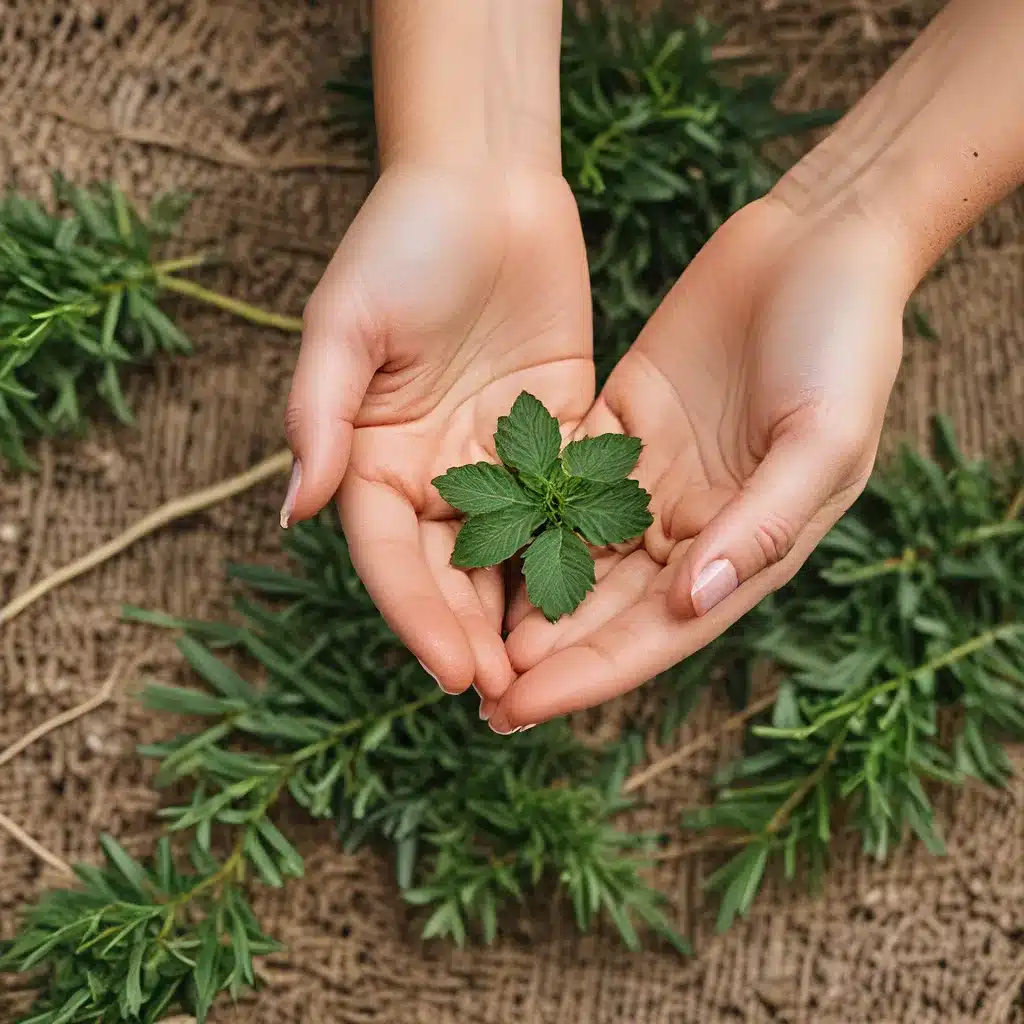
0,449,293,628
0,810,73,877
0,652,154,875
0,656,134,771
622,691,778,795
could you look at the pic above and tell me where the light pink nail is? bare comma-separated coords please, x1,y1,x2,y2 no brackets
418,659,459,695
691,559,738,616
279,460,302,529
488,711,515,735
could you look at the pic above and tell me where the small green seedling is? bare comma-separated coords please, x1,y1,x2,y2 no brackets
431,392,653,622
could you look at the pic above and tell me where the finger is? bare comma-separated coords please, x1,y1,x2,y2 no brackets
667,424,870,619
339,477,475,693
421,521,514,700
488,582,716,730
505,549,660,673
490,531,825,732
505,558,532,633
282,281,381,526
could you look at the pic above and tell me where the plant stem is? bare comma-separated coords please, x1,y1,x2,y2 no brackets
158,686,447,935
152,254,213,276
1006,482,1024,523
157,274,303,333
756,622,1024,743
764,727,847,836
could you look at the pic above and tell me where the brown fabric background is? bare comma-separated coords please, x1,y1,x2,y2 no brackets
1,0,1022,1021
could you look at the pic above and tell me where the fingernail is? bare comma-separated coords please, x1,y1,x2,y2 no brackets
479,699,495,721
417,659,459,695
488,711,515,735
279,460,302,529
691,558,738,616
521,723,536,732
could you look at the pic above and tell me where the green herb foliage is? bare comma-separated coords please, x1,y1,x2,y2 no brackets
1,514,685,1022
4,419,1021,1021
682,418,1024,931
326,3,838,380
0,836,279,1024
0,176,193,468
432,391,652,620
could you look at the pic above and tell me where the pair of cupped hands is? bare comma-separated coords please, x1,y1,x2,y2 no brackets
283,163,907,733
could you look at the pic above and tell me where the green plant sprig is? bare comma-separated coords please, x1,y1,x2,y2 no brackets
126,517,683,953
0,833,280,1024
0,176,302,469
432,391,653,621
679,418,1024,932
326,2,839,381
1,509,686,1023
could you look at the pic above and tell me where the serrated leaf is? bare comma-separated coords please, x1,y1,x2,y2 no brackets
560,433,642,483
561,477,653,546
450,505,546,569
493,391,562,476
522,526,596,621
432,461,541,516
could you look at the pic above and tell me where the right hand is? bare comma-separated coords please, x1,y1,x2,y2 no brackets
283,163,593,700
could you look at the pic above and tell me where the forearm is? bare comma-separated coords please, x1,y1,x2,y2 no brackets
772,0,1024,291
371,0,563,173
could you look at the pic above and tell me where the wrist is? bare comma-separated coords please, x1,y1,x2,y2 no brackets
372,0,562,175
769,0,1024,291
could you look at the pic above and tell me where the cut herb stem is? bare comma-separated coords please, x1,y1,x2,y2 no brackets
157,274,303,333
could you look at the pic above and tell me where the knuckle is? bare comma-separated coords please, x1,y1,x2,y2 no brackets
750,510,799,568
282,402,304,446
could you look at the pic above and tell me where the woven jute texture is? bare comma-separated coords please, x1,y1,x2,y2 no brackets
1,0,1022,1021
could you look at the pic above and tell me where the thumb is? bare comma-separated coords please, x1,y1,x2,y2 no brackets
666,422,870,619
280,285,381,527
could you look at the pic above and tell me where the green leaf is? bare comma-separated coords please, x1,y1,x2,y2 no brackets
141,683,239,717
177,634,255,701
125,928,146,1017
257,819,305,878
713,842,769,932
560,433,642,483
193,921,220,1023
522,525,596,621
561,477,654,546
450,505,547,569
244,831,284,887
98,834,150,896
432,461,542,516
361,716,392,752
100,288,123,354
493,391,562,476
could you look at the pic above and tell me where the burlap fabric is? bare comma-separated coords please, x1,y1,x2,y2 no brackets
1,0,1022,1021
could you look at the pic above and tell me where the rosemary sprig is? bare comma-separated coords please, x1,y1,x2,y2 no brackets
0,176,300,470
681,418,1024,931
0,512,687,1023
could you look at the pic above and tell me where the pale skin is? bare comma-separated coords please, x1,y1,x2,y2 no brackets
283,0,1024,732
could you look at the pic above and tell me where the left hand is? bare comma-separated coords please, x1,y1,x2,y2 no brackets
486,195,909,732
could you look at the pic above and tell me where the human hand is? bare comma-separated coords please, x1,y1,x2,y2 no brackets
487,195,908,731
282,164,592,700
